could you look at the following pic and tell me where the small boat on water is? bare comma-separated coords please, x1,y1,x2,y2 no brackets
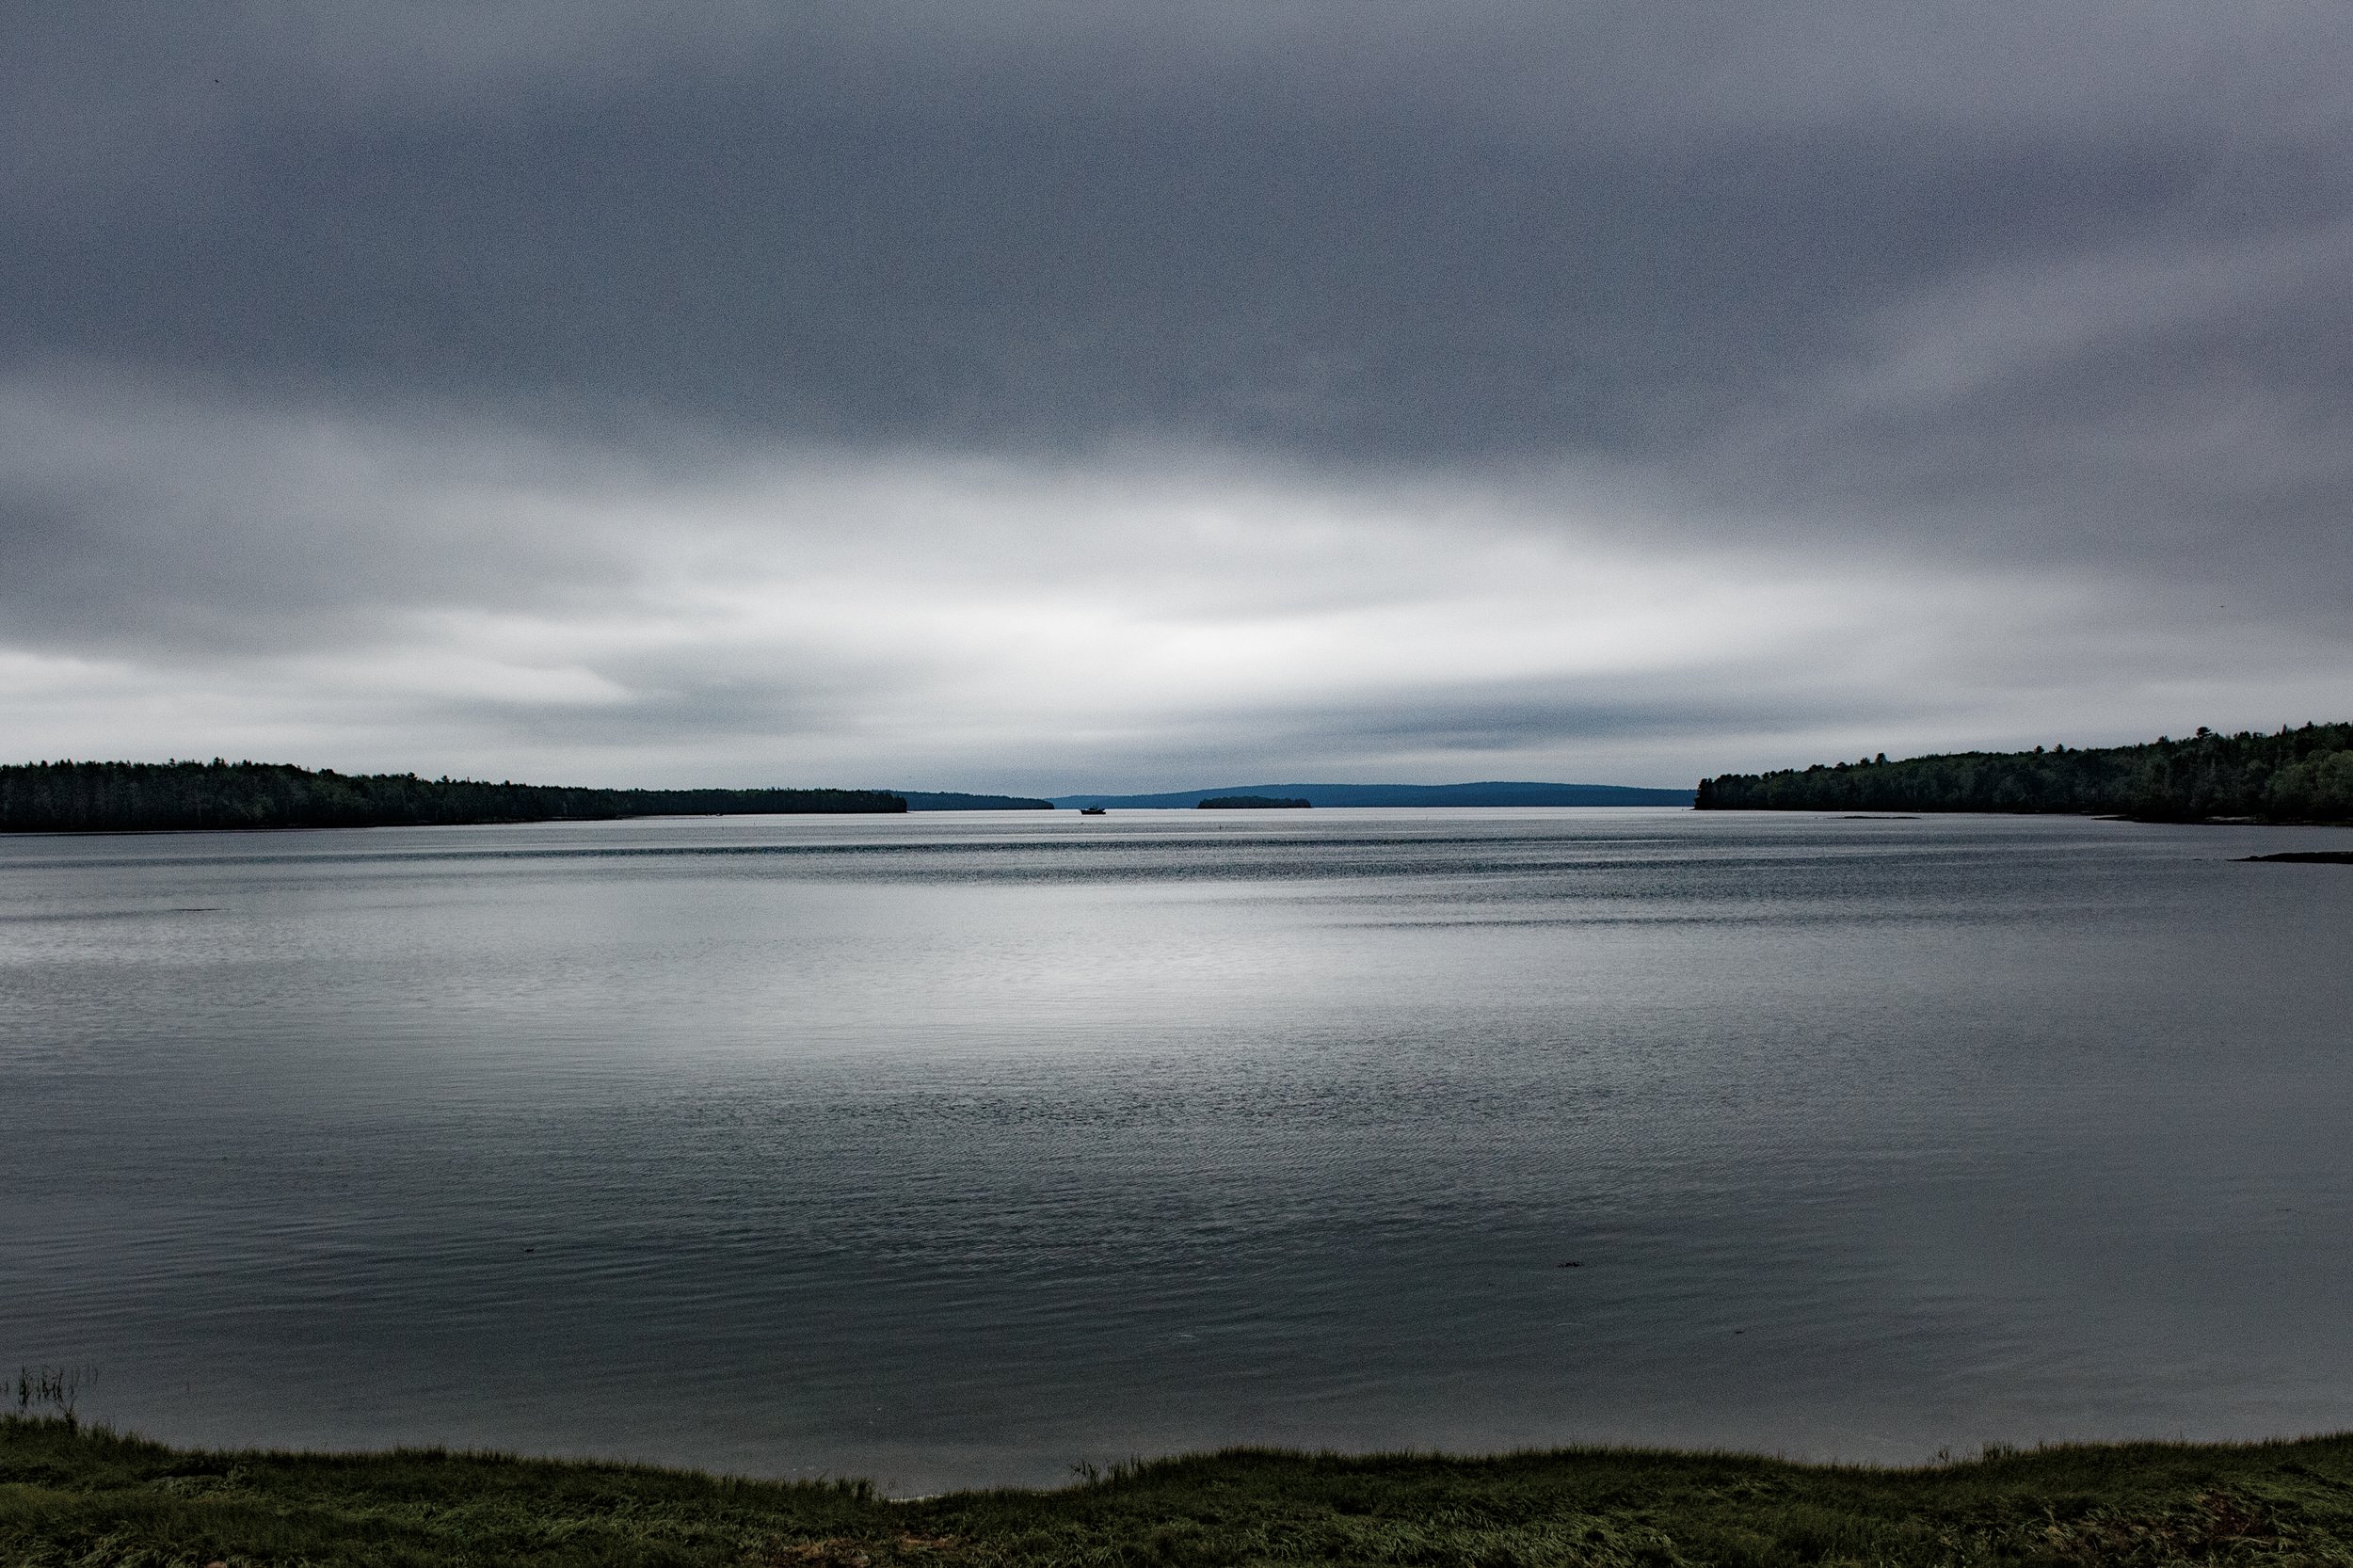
1079,806,1108,815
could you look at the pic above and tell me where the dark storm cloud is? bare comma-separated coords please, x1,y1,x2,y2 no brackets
6,3,2352,783
10,3,2350,474
0,374,640,655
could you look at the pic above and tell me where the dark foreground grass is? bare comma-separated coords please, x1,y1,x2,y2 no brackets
8,1417,2353,1567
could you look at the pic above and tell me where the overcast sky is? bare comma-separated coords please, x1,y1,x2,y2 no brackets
6,3,2350,792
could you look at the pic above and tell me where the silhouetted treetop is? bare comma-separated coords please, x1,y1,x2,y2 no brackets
0,760,905,833
1697,724,2353,823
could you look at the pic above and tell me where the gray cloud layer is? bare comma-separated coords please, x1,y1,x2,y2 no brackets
6,4,2350,786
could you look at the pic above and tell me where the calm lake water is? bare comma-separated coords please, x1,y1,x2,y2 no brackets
5,808,2351,1490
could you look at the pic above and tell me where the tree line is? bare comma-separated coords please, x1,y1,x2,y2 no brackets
1696,723,2353,822
0,760,906,833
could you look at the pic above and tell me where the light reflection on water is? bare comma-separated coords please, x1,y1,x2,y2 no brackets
3,808,2350,1489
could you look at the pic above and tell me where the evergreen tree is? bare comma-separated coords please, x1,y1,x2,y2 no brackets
1696,724,2353,823
0,760,906,833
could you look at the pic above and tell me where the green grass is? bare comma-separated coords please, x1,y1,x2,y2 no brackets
8,1416,2353,1566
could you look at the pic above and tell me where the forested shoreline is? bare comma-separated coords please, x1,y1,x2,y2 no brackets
1698,723,2353,822
0,760,904,833
893,790,1055,810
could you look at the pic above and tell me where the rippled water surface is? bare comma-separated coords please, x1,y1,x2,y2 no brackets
5,808,2351,1489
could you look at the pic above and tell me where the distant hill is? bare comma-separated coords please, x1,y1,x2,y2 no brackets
0,760,904,832
890,790,1054,810
1698,722,2353,822
1199,795,1308,808
1050,781,1696,809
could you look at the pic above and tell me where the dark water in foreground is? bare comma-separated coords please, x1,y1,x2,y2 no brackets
4,808,2350,1490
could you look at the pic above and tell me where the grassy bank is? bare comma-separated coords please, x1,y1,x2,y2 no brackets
8,1418,2353,1566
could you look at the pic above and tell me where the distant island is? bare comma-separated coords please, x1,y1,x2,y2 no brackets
1054,781,1696,809
0,760,905,833
1698,722,2353,823
1199,794,1309,808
